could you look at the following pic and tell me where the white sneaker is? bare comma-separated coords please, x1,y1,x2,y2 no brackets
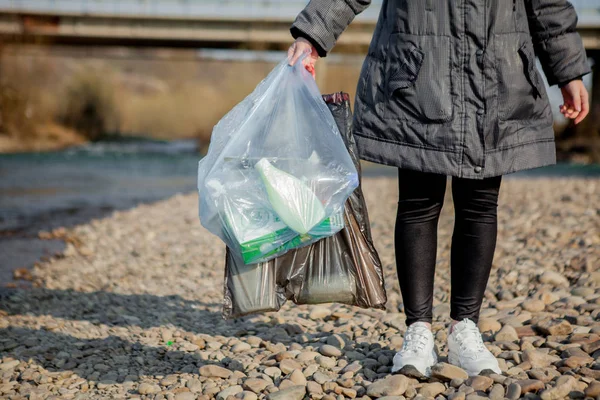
448,318,502,376
391,322,437,377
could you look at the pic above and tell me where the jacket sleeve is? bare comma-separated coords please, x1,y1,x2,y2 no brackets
525,0,591,86
290,0,371,57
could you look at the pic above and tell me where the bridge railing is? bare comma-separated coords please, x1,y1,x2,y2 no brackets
1,0,598,24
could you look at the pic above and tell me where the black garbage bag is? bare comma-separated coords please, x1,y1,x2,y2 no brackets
223,92,387,318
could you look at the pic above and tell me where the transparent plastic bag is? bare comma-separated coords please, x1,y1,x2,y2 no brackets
198,58,359,264
223,93,387,318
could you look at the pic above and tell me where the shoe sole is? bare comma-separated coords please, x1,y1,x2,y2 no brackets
392,350,438,377
448,351,501,376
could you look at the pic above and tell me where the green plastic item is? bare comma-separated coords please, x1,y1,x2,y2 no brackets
255,158,326,234
225,209,344,264
247,211,344,263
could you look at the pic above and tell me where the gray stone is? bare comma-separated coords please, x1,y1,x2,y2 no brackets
535,319,573,336
316,355,336,369
518,379,545,394
506,383,521,400
199,365,232,378
313,371,332,385
243,379,270,393
495,325,519,342
377,397,407,400
160,375,178,386
307,381,323,395
279,359,302,374
585,381,600,397
465,394,488,400
449,392,466,400
309,306,331,320
450,378,465,388
186,378,202,393
239,392,258,400
264,367,282,378
216,385,243,400
467,376,493,391
302,364,318,377
266,385,306,400
522,350,560,368
232,342,251,353
296,351,320,363
539,271,569,287
341,361,362,374
522,299,545,312
540,376,576,400
174,393,196,400
419,382,446,397
0,360,20,371
431,363,469,381
326,334,350,348
288,369,307,386
93,363,110,372
319,344,342,357
138,383,161,394
366,375,409,397
345,350,366,361
489,384,504,400
478,319,501,333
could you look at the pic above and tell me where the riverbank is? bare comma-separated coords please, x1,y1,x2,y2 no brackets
1,176,599,399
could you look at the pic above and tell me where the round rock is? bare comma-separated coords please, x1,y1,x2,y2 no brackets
319,344,342,358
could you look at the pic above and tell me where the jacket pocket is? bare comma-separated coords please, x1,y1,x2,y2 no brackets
384,34,453,123
518,43,543,99
496,38,549,121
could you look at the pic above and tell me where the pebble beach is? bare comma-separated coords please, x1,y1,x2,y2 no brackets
1,176,599,400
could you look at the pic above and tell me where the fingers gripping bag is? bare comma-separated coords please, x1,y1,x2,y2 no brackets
198,57,359,264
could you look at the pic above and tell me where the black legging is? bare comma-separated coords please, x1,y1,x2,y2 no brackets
395,169,502,326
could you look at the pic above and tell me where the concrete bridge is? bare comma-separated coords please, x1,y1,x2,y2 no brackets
0,0,599,52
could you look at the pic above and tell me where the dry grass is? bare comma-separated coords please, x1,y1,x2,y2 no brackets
57,66,121,141
0,53,88,152
117,60,278,142
0,122,86,153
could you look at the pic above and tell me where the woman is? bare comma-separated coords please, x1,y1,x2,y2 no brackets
288,0,590,377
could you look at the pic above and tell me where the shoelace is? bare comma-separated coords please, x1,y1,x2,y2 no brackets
454,319,487,356
402,325,430,353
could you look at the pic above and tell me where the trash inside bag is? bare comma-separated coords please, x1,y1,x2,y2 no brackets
223,93,387,318
255,158,326,235
198,58,359,264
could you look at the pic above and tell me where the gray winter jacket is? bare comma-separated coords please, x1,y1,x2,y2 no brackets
291,0,591,178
